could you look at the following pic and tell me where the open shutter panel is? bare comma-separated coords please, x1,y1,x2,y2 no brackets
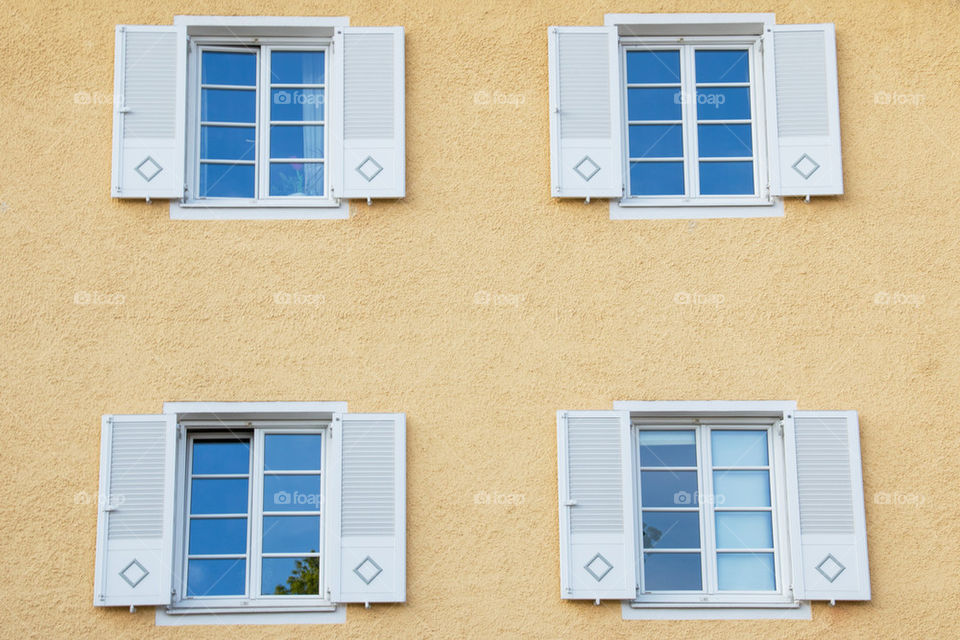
786,411,870,601
766,24,843,197
111,25,186,199
557,411,636,600
548,27,623,199
335,27,405,200
329,413,406,603
94,414,177,606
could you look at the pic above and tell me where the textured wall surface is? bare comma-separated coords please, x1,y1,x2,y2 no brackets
1,0,959,638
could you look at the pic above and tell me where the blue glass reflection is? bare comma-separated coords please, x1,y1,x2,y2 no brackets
262,516,321,553
271,51,325,84
199,163,255,198
697,124,752,158
187,558,246,596
638,430,696,466
715,512,773,549
626,50,681,84
271,89,325,121
264,434,324,471
262,557,319,595
696,87,751,120
713,470,770,507
189,518,247,555
628,88,682,121
643,553,702,590
190,478,249,514
629,125,683,158
717,553,776,591
699,161,754,195
270,126,324,159
642,511,700,549
711,430,768,466
200,126,256,161
640,470,698,507
201,88,256,123
695,50,749,83
269,163,324,197
263,474,322,511
191,440,250,474
202,51,256,86
629,161,684,196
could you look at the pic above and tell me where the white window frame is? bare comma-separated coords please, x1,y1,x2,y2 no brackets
170,16,348,220
606,13,785,220
614,400,808,619
158,401,346,624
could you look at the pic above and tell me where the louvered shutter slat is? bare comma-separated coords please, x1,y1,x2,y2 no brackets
557,411,636,600
94,414,176,606
786,411,870,600
111,25,186,199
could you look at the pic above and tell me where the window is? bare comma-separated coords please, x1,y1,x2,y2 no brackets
110,17,405,219
556,402,870,620
181,429,326,605
194,46,329,202
93,404,405,625
623,43,765,205
634,422,787,604
548,15,843,219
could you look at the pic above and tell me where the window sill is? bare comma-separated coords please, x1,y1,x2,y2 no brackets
622,601,811,621
156,604,345,626
610,198,784,220
170,200,349,220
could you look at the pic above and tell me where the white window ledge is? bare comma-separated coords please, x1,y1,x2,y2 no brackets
610,199,784,220
170,201,349,220
156,605,345,626
622,601,811,621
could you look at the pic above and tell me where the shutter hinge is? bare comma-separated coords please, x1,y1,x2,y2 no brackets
776,420,784,437
760,38,764,54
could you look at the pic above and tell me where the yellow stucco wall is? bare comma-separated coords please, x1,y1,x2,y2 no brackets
1,0,959,637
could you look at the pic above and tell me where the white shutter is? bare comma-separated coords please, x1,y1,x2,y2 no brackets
334,27,405,200
785,411,870,601
111,25,186,200
548,27,623,200
94,414,177,606
765,24,843,197
328,413,405,603
557,411,636,600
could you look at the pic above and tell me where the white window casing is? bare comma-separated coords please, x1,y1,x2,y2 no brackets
556,411,637,600
785,411,870,601
328,413,406,603
111,26,186,200
765,24,843,197
334,27,406,200
548,27,624,200
94,414,177,606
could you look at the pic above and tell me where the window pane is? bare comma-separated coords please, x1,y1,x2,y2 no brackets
262,557,320,595
642,511,700,549
187,558,246,596
717,553,775,591
713,470,770,507
270,126,324,159
626,50,681,84
269,162,324,197
201,88,256,123
711,430,768,466
271,51,325,84
271,89,325,121
263,474,322,511
264,434,324,471
697,124,752,158
695,50,749,83
202,51,256,86
262,516,321,553
715,512,773,549
640,470,698,507
191,440,250,475
699,161,754,195
200,126,256,161
199,163,255,198
629,124,683,158
628,88,682,121
629,161,684,196
643,553,702,591
696,87,750,120
638,430,696,466
190,478,249,514
189,518,248,555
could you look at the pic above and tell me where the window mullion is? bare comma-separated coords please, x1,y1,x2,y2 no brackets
683,46,700,199
701,425,717,594
249,429,265,600
257,47,270,201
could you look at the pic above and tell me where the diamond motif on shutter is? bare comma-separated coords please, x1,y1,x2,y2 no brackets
573,155,601,182
815,554,846,583
584,553,613,582
118,558,149,588
134,156,163,182
353,556,384,585
356,156,384,182
791,153,820,180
